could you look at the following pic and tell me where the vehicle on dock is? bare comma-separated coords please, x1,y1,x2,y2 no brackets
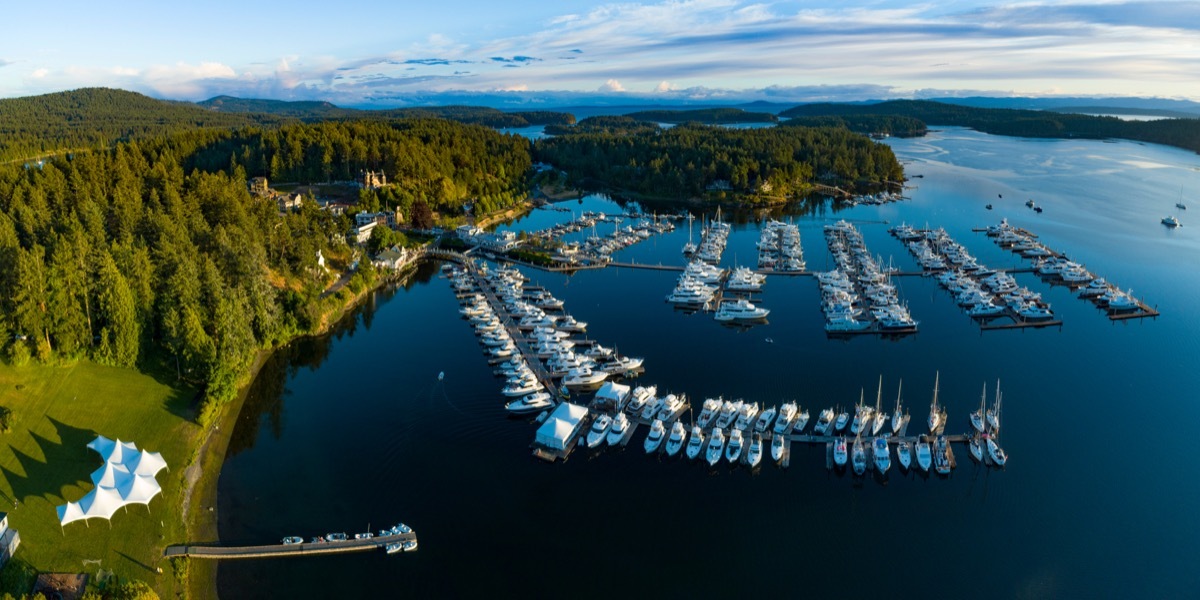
697,397,722,428
916,441,932,471
644,419,666,453
873,437,891,474
754,405,777,433
326,533,348,542
386,543,403,555
834,436,848,467
725,429,745,463
402,540,418,552
355,532,374,540
773,402,797,434
792,407,810,433
747,433,764,467
665,421,687,457
851,434,867,475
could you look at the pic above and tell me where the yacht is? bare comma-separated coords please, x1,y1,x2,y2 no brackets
714,298,770,322
644,419,666,453
969,435,984,462
851,435,867,475
814,408,835,435
586,415,613,448
734,402,761,431
850,394,871,435
502,379,544,397
725,429,745,463
1015,302,1055,321
1162,215,1181,227
792,408,810,433
987,437,1008,466
562,366,608,389
656,393,686,420
326,533,348,542
934,435,953,475
697,397,722,428
773,402,797,434
987,381,1002,431
747,434,764,467
282,536,304,545
402,540,418,552
641,395,665,421
771,434,786,463
824,313,871,332
833,437,849,467
970,383,987,434
385,543,404,554
928,372,943,433
504,392,554,415
897,440,912,470
834,409,850,432
891,380,905,433
754,405,777,433
715,400,742,429
626,385,657,414
665,421,687,456
916,441,932,471
873,437,891,473
600,355,644,375
606,412,630,446
706,428,726,466
685,426,706,460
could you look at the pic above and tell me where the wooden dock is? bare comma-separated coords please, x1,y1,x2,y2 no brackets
163,531,417,560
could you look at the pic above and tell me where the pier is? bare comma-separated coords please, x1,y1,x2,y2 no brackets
163,531,417,560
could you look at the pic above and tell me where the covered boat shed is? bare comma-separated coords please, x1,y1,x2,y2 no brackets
534,403,588,451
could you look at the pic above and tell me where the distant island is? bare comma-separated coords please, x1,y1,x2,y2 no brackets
624,107,779,125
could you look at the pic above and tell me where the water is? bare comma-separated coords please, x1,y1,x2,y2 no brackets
217,128,1200,598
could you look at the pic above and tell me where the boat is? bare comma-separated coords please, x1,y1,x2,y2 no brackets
715,400,741,429
606,412,630,446
402,540,418,552
928,372,943,433
725,429,745,463
665,421,687,456
1162,215,1181,227
969,435,984,462
626,385,657,414
897,440,912,470
873,437,891,473
891,380,905,433
833,437,848,467
502,379,544,398
934,435,953,475
714,298,770,322
792,408,810,433
734,402,760,431
686,426,706,460
850,390,868,434
871,377,887,436
986,381,1002,431
773,402,797,434
754,405,777,433
771,434,786,463
326,533,348,542
640,395,664,421
504,392,554,415
915,441,932,471
282,536,304,545
696,397,722,428
562,366,608,389
814,408,835,435
987,437,1008,466
644,419,666,453
706,428,726,466
656,393,685,420
851,433,867,475
586,414,613,448
970,383,987,433
834,409,850,432
355,532,374,540
1177,202,1187,210
385,543,403,554
747,433,763,467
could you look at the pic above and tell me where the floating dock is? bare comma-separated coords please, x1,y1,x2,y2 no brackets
163,531,417,560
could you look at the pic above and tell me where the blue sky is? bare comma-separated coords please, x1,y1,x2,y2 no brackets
2,0,1198,105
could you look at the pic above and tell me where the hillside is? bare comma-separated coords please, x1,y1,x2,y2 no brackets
624,108,778,124
200,96,575,128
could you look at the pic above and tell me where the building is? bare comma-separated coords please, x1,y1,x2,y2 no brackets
350,221,377,244
373,246,410,270
360,170,387,189
249,177,270,196
356,211,396,228
456,225,484,241
479,230,519,252
277,193,304,212
322,201,351,216
534,403,588,451
0,512,19,571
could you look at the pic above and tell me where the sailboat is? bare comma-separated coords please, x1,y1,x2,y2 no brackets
928,372,943,433
871,376,887,436
970,382,986,433
682,212,697,255
986,380,1001,431
987,436,1008,466
891,380,904,433
851,429,867,475
969,434,984,462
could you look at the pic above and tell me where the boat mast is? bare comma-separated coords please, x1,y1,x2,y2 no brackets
895,379,903,413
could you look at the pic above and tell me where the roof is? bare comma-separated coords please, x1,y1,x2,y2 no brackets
595,381,631,403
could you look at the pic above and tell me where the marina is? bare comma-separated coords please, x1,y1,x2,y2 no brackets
165,526,417,560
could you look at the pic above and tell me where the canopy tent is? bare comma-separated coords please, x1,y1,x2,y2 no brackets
56,502,86,527
534,402,588,451
595,381,631,405
103,440,140,465
90,462,132,489
57,436,170,528
116,474,162,506
86,435,115,459
125,450,168,477
77,486,125,521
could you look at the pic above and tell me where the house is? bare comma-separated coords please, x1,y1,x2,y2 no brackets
350,221,377,244
456,225,484,242
479,230,519,252
0,512,19,571
360,170,388,189
277,193,304,212
356,211,395,228
322,202,351,216
249,177,270,196
373,246,410,270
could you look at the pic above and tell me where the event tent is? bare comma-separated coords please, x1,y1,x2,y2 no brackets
595,381,631,406
90,461,132,489
127,450,168,477
116,474,162,506
56,436,169,528
77,486,125,521
535,403,588,451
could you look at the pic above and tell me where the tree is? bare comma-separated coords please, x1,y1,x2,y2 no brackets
366,224,397,256
410,199,434,230
93,251,140,367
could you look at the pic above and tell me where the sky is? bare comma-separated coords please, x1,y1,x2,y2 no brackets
1,0,1198,106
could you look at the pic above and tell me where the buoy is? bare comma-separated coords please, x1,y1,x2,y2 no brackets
438,371,444,381
765,338,774,344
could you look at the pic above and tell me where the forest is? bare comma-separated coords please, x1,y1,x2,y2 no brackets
781,100,1200,153
200,95,577,128
533,122,904,201
0,118,532,422
780,115,928,137
624,108,778,124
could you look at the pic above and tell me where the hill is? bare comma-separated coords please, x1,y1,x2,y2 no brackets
624,108,778,124
199,95,575,128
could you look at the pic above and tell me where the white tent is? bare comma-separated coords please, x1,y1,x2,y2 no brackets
78,486,125,521
56,502,87,527
90,461,133,489
117,474,162,506
595,381,631,405
86,434,115,459
125,450,168,477
535,402,588,450
104,440,140,465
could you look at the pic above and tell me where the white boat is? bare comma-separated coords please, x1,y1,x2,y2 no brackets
563,366,608,389
851,435,867,475
814,408,835,435
1162,215,1181,227
871,381,887,436
891,380,905,433
986,381,1002,431
502,379,544,397
834,409,850,432
606,412,630,446
771,434,786,463
987,437,1008,466
725,429,745,463
734,402,760,431
747,433,763,467
665,421,687,456
385,543,403,554
833,437,848,466
644,419,666,453
873,437,891,473
897,440,912,470
714,298,770,322
969,436,984,462
915,441,932,472
754,405,777,433
706,428,726,466
970,382,987,433
686,426,706,460
928,372,943,433
934,436,953,475
402,540,418,552
282,536,304,545
656,393,685,420
715,400,742,429
792,408,810,433
825,313,871,332
626,385,656,414
696,397,722,428
640,395,664,421
586,414,613,448
504,392,554,415
773,402,797,434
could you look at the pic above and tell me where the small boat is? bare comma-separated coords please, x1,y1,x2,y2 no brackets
586,414,613,448
644,419,666,453
928,372,943,433
970,382,987,433
987,437,1008,466
834,409,850,432
1177,202,1187,210
706,428,726,466
747,433,763,467
792,408,810,433
969,436,984,462
833,437,848,466
606,412,630,446
438,371,444,381
665,421,687,456
985,204,993,210
851,435,867,475
326,533,348,542
282,536,304,545
916,441,932,472
402,540,418,552
771,434,786,463
385,543,403,554
686,426,706,460
814,408,835,435
897,440,912,470
934,435,953,475
725,429,745,463
873,437,891,473
355,532,374,540
754,405,777,433
1162,215,1181,227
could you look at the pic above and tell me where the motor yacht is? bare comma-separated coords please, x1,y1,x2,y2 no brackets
502,378,544,397
715,400,742,429
835,409,850,432
916,441,932,471
665,421,687,456
833,437,849,466
771,434,786,463
685,426,706,460
1162,215,1181,227
734,402,761,431
825,314,871,332
697,397,722,428
747,434,764,467
851,436,867,475
563,366,608,389
934,436,953,475
754,405,777,433
897,440,912,470
586,415,613,448
873,437,891,473
640,394,664,421
814,408,835,435
504,392,554,415
792,407,810,433
644,419,666,453
714,298,770,322
606,412,630,446
656,393,685,420
706,428,726,466
626,385,657,414
773,402,797,434
725,429,745,463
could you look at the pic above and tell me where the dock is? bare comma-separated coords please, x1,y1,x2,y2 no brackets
163,531,417,560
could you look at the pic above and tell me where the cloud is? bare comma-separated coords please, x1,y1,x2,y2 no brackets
598,78,625,92
489,56,541,63
0,59,12,68
31,68,48,79
654,81,675,93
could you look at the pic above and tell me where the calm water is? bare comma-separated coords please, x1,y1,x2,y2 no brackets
217,128,1200,598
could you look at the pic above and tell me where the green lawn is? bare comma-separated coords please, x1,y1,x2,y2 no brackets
0,361,199,596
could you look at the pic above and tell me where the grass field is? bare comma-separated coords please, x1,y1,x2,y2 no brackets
0,361,199,597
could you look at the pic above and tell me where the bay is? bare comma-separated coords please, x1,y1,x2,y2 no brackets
217,127,1200,598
